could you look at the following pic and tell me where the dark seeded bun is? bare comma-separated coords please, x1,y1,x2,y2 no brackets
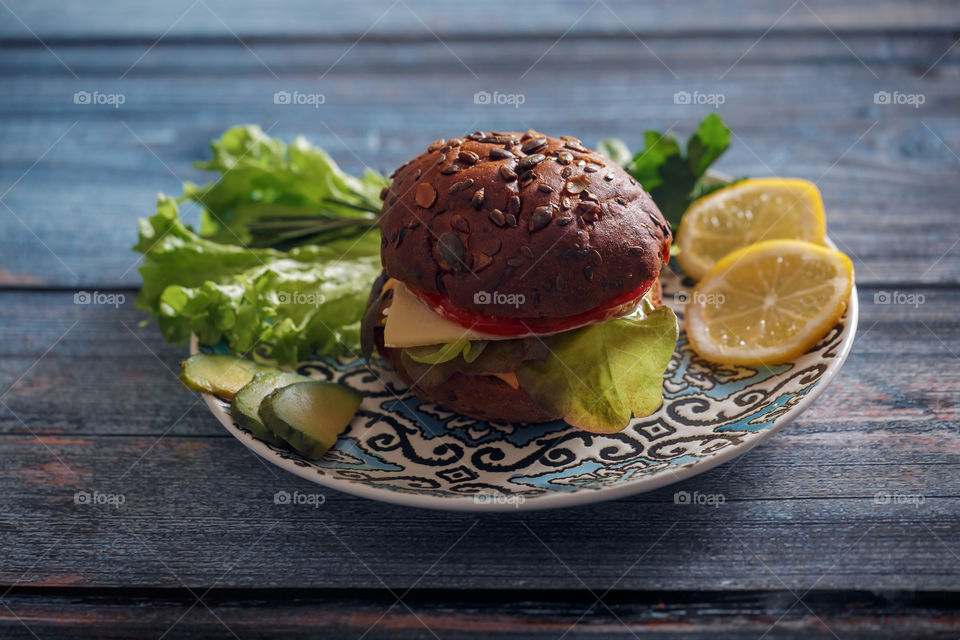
379,130,671,318
373,281,661,424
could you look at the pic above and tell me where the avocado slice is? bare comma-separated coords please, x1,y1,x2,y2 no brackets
259,381,362,458
230,372,310,445
179,354,275,399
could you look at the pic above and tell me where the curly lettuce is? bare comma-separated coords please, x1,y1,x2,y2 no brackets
133,126,389,365
135,196,380,365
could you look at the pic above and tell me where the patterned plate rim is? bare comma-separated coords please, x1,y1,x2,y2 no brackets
194,239,859,512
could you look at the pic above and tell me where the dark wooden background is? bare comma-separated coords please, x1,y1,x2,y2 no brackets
1,1,958,637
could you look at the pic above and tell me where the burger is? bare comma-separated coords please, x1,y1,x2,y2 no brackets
362,130,678,433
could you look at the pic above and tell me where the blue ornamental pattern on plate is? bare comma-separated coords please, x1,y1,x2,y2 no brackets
198,258,858,512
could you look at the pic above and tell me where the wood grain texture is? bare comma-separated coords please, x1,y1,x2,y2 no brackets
0,34,958,286
2,0,958,39
1,0,958,630
1,589,959,639
0,289,957,590
1,428,958,591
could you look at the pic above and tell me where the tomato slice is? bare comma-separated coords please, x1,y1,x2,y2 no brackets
410,278,657,337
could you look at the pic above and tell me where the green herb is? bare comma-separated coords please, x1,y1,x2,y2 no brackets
184,125,388,250
515,305,678,433
600,113,731,232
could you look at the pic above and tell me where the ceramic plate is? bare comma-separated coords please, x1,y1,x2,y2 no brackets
194,238,857,511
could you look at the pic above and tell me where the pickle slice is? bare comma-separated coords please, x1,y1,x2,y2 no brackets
259,381,361,458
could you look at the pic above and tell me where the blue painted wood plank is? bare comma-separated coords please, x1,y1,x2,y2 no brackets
0,35,957,287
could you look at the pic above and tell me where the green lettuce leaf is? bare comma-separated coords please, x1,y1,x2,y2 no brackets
184,125,388,248
135,195,380,364
405,338,488,365
516,306,678,433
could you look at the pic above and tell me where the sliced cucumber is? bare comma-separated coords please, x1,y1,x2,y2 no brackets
230,372,310,445
179,354,275,399
259,381,362,458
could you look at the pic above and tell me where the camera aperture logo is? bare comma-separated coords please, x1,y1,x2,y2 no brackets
73,90,125,109
873,290,924,308
273,90,326,108
277,291,324,306
873,491,925,507
74,290,125,308
474,290,525,309
674,90,725,106
74,490,125,508
873,91,925,108
675,290,725,307
473,91,526,109
473,491,525,508
674,490,725,507
274,489,326,508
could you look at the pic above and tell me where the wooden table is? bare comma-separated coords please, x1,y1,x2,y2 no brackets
2,1,958,637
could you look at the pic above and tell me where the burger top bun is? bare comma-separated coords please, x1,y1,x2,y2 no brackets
379,130,671,319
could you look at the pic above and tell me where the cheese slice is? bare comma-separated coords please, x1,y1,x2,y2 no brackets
382,278,655,348
382,280,506,348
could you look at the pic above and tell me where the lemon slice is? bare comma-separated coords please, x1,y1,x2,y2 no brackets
685,239,853,366
676,178,827,281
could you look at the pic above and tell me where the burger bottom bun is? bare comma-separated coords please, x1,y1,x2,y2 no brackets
376,280,662,424
382,346,562,423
